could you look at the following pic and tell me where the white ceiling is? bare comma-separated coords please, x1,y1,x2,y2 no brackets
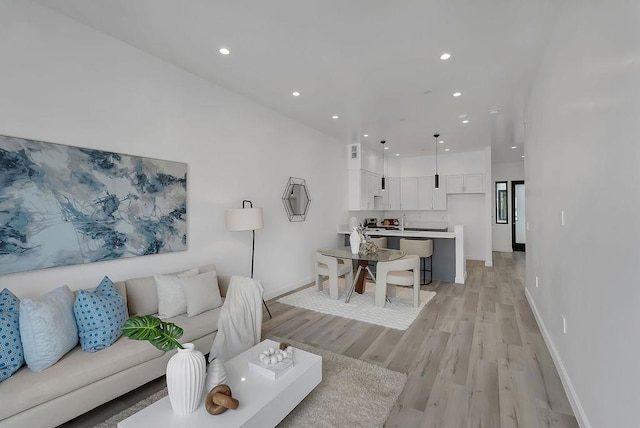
37,0,556,163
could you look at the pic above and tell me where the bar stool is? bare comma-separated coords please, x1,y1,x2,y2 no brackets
368,237,387,249
399,238,433,285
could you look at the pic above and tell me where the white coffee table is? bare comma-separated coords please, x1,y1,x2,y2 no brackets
118,339,322,428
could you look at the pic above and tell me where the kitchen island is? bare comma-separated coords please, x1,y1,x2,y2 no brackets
338,225,465,284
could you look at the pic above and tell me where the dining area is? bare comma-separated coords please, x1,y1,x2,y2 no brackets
314,237,434,309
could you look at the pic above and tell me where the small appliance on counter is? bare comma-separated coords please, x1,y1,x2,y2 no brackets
364,218,378,228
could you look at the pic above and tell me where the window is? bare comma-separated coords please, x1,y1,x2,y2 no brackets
495,181,508,224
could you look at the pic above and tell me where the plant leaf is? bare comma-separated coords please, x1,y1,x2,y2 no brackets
122,315,184,352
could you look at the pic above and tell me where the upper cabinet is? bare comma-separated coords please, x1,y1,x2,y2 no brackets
445,174,484,194
400,177,418,210
382,177,401,210
418,176,447,210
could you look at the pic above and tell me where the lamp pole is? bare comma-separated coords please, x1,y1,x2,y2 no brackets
240,199,271,318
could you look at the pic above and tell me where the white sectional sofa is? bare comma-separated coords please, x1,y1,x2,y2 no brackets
0,264,229,428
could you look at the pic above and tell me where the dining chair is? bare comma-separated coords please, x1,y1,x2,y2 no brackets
315,252,353,300
374,255,420,308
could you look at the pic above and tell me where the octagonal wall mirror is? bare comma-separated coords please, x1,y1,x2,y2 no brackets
282,177,310,222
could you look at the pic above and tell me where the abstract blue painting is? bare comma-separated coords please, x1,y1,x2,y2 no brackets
0,135,187,275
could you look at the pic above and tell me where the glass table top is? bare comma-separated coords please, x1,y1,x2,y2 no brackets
319,246,405,262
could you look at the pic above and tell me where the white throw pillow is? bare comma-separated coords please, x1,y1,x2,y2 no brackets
155,268,199,319
182,271,222,317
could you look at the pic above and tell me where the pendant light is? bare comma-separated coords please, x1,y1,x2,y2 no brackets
433,133,440,188
381,140,386,191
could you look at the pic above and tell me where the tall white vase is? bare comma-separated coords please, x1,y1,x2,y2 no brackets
350,227,361,254
205,358,228,393
166,343,206,415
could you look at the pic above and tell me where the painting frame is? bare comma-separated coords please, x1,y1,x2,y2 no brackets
0,134,188,275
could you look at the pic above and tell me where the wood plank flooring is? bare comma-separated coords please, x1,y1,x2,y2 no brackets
62,251,577,428
265,251,578,428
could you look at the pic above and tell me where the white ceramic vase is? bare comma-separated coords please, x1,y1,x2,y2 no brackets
350,227,360,254
205,358,228,393
166,343,206,415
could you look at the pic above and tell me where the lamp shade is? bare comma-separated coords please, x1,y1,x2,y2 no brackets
225,207,264,231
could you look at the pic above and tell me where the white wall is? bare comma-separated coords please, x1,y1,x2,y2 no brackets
491,160,525,252
525,1,640,427
0,1,348,300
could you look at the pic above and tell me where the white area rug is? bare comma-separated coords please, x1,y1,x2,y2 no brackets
95,340,406,428
278,281,436,330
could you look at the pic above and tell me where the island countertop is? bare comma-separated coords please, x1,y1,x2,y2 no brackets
337,225,455,239
336,224,466,284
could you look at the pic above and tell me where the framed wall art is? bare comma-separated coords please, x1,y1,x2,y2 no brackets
0,134,188,275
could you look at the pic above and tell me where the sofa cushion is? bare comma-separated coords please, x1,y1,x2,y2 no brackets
0,304,221,420
126,268,198,316
19,286,78,372
0,335,164,420
182,271,222,317
0,288,24,382
168,305,222,344
74,277,128,352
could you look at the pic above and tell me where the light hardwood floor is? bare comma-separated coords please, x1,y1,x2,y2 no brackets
62,252,577,427
264,251,578,428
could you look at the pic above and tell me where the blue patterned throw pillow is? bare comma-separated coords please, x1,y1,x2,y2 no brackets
74,277,128,352
0,288,24,381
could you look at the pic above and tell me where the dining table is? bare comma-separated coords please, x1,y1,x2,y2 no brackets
318,246,405,302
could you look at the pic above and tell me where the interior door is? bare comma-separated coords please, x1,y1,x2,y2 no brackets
511,181,526,251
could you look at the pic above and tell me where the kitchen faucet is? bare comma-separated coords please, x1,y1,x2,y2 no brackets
401,214,406,232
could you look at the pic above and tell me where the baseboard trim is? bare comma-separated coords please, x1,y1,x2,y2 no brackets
263,276,314,301
524,288,591,428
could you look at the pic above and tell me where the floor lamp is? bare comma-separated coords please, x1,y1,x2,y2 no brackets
225,200,272,318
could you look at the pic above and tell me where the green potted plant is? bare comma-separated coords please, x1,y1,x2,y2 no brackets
122,315,184,351
122,315,205,415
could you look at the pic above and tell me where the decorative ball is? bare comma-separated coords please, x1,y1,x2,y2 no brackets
270,356,277,364
276,354,283,362
268,347,275,355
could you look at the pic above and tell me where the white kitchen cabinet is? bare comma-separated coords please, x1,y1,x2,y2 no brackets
418,176,434,210
433,186,447,210
382,177,401,210
400,177,418,210
381,177,401,210
445,174,484,194
416,176,448,210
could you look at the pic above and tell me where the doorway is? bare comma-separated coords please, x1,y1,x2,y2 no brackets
511,180,526,251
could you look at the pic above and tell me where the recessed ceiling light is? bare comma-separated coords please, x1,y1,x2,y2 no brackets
458,113,467,118
384,146,389,150
453,92,462,97
440,53,451,60
395,153,400,157
511,146,517,149
445,148,450,152
438,140,444,144
462,120,469,124
489,109,500,115
522,155,525,158
363,134,369,137
219,47,230,55
292,91,300,97
332,115,339,119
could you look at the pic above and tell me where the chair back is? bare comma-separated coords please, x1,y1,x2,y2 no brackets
378,254,420,272
315,251,337,268
400,239,433,258
369,237,387,249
